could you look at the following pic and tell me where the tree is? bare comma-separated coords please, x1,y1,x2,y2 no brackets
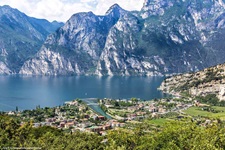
131,98,138,105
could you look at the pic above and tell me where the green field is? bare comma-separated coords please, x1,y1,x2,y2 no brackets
184,106,225,120
147,118,169,126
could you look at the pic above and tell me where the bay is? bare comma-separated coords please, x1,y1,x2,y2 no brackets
0,75,166,111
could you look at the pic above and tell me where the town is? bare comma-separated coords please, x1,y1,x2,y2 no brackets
4,95,206,135
4,92,225,136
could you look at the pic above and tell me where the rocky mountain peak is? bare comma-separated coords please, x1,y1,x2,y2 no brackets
49,11,99,45
66,11,96,27
0,5,13,10
141,0,174,18
143,0,172,7
105,3,125,16
4,1,225,76
0,5,26,21
0,5,16,12
0,5,63,74
143,0,150,6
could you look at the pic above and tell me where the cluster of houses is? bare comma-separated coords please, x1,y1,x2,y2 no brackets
33,115,126,135
29,100,127,134
7,98,194,135
101,98,193,121
85,120,126,135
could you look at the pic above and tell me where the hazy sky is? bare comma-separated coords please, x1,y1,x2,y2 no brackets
0,0,145,22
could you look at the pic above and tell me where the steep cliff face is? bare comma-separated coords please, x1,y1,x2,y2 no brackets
20,4,124,75
20,0,225,76
96,0,210,76
19,47,75,75
0,5,63,74
0,61,11,74
141,0,174,18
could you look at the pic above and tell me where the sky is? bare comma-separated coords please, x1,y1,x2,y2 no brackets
0,0,145,22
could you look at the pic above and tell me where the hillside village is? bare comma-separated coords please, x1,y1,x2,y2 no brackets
160,63,225,101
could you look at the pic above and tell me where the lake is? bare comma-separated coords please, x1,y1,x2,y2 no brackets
0,75,166,111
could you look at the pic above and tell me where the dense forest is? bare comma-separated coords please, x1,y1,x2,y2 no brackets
1,115,225,150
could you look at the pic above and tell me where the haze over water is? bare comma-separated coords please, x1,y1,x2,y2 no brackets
0,75,166,111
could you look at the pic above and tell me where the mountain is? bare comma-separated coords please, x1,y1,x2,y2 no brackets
159,62,225,101
0,5,63,74
16,0,225,75
19,4,123,75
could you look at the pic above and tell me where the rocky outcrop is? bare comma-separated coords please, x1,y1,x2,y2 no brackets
0,5,63,74
17,0,225,76
0,61,11,74
19,47,74,75
141,0,174,18
159,63,225,101
21,4,124,75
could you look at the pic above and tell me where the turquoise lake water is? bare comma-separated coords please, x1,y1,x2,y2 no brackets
0,75,167,111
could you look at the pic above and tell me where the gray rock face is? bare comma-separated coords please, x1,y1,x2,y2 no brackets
0,5,63,74
141,0,174,18
96,10,164,76
19,47,74,75
0,61,11,74
19,0,225,76
21,4,124,75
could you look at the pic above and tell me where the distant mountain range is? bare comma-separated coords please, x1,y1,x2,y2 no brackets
2,0,225,76
0,5,63,74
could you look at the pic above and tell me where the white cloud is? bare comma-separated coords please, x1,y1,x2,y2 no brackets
0,0,145,22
